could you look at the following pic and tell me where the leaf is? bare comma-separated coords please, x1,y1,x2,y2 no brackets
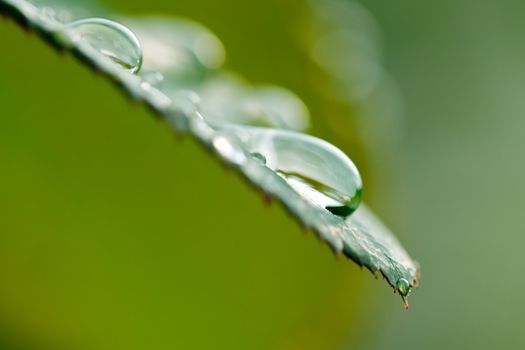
0,0,419,304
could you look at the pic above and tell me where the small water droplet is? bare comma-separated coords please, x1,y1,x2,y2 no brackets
67,18,143,73
250,152,267,164
396,278,411,296
395,278,411,310
218,126,362,218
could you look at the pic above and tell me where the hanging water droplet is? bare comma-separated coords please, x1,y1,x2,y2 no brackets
67,18,143,73
396,278,411,309
396,278,411,296
218,125,362,218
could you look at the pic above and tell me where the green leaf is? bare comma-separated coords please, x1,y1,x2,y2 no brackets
0,0,420,304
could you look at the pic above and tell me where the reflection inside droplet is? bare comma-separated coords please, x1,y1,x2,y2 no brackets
278,171,362,217
218,125,362,218
67,17,143,73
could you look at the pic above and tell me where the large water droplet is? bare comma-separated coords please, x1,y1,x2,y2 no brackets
218,125,362,218
67,18,143,73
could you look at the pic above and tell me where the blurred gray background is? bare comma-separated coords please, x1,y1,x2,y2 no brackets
358,0,525,349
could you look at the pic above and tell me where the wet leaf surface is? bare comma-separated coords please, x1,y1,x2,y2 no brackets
0,0,419,302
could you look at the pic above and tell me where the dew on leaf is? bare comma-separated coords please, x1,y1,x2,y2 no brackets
217,125,363,218
0,0,420,303
67,17,143,73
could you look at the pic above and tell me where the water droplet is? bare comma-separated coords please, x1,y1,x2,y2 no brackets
396,278,411,296
67,18,143,73
396,278,411,310
250,152,267,164
218,126,362,218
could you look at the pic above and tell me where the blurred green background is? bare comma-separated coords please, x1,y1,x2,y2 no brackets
1,0,524,349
